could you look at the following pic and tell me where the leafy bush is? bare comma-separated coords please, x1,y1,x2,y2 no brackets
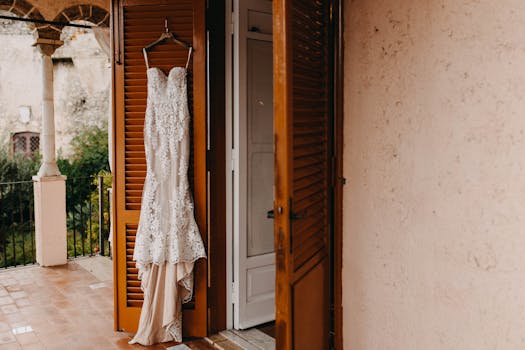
0,125,111,266
57,126,111,258
58,125,109,209
0,150,40,266
58,125,110,178
0,149,40,183
66,173,111,258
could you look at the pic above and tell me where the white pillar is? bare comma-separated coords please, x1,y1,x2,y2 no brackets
36,45,61,177
32,39,67,266
33,175,68,266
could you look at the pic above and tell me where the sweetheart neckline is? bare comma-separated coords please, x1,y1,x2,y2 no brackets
147,66,186,78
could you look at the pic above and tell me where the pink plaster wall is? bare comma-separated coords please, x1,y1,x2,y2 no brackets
343,0,525,348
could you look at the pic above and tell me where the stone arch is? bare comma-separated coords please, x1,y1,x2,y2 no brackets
53,4,109,27
0,0,45,30
37,4,109,42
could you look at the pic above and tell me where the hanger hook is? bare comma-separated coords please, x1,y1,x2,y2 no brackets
165,18,169,33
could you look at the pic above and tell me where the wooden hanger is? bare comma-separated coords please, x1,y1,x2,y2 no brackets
143,19,193,70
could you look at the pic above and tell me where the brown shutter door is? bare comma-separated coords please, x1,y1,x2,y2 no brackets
273,0,333,349
112,0,207,336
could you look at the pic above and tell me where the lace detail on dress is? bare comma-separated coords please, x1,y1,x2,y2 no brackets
133,67,206,298
167,317,182,342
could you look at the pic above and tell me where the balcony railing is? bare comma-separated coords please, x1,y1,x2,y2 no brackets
66,175,111,259
0,175,112,268
0,180,35,268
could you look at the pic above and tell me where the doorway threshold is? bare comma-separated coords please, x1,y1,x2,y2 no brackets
208,329,275,350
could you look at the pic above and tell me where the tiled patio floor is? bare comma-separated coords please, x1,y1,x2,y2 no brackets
0,259,214,350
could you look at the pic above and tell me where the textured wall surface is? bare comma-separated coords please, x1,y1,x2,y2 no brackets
343,0,525,349
0,18,109,155
31,0,109,19
0,24,42,145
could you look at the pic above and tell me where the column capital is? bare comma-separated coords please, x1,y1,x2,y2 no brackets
36,162,62,178
33,38,64,56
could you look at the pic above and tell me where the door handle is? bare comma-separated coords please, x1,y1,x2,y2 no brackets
268,209,306,220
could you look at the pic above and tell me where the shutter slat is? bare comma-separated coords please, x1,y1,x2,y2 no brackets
293,229,326,254
125,224,143,305
291,0,330,273
293,155,326,170
293,237,325,271
125,151,145,159
293,171,324,192
124,30,193,40
294,193,325,218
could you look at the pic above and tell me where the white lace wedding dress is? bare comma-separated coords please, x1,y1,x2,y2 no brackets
130,66,206,345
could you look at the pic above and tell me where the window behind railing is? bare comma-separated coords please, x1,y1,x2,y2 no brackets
12,132,40,158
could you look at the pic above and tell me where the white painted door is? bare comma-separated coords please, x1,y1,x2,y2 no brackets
231,0,275,330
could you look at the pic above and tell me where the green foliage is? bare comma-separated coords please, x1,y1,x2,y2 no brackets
0,126,112,267
58,125,110,215
0,150,38,267
66,173,111,258
0,149,40,182
56,126,112,259
58,125,110,179
0,150,39,220
0,221,35,267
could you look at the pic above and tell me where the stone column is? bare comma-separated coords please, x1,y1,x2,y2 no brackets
35,39,62,177
32,39,67,267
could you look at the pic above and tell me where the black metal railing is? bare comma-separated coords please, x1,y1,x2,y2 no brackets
0,176,112,268
0,181,35,268
66,175,111,259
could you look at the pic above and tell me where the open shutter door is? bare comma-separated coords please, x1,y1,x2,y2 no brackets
273,0,333,349
112,0,207,336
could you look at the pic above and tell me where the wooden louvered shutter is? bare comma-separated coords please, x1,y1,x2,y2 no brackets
112,0,207,336
273,0,334,349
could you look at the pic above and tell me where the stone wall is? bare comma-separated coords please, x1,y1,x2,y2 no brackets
29,0,109,20
0,12,110,156
0,16,41,150
0,1,110,41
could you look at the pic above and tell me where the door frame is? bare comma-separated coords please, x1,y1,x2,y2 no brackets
226,0,276,330
224,0,234,329
207,0,343,346
332,1,344,348
207,0,228,334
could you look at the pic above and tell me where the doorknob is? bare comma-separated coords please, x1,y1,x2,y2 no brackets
268,209,306,220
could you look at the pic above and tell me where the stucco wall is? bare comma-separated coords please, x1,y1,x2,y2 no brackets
0,17,109,156
54,26,110,155
0,23,42,144
343,0,525,349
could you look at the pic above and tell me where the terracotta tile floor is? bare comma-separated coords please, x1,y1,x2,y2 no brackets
0,260,214,350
